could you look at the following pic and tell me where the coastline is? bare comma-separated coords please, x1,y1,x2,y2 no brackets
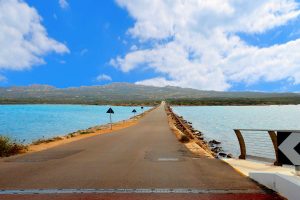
165,104,214,158
1,106,156,158
166,104,235,159
169,103,300,106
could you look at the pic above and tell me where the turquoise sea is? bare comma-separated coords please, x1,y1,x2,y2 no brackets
173,105,300,159
0,105,150,143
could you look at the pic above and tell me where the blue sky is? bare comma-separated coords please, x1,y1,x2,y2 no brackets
1,0,141,87
1,0,300,92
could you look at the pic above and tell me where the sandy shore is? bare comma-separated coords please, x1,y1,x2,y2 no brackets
27,107,156,153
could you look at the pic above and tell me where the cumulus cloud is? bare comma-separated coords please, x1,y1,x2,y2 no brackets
59,0,69,9
111,0,300,90
0,0,69,71
0,75,7,82
96,74,112,82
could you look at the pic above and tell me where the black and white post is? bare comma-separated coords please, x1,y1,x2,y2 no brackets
132,109,137,117
106,107,114,130
277,131,300,176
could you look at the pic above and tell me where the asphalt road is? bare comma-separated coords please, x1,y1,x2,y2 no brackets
0,103,281,199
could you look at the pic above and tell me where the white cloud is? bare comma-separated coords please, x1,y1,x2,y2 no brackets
80,48,88,56
59,0,69,9
53,13,58,20
96,74,112,82
136,77,177,87
0,0,69,71
0,75,7,82
112,0,300,90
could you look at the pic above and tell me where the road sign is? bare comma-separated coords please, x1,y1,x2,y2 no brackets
132,109,137,117
106,107,114,114
106,107,114,130
277,132,300,165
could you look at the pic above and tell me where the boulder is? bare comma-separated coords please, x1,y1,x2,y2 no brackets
226,154,233,158
211,147,223,153
196,135,204,140
218,152,227,157
208,139,221,145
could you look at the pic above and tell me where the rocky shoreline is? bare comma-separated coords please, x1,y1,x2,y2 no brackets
166,105,233,159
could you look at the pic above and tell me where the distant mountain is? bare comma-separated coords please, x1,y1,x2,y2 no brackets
0,83,299,105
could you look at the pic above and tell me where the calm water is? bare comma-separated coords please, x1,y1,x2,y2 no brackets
0,105,150,143
173,105,300,159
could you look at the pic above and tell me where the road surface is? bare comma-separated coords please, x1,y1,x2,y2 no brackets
0,103,282,199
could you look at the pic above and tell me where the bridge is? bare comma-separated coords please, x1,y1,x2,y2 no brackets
0,102,282,199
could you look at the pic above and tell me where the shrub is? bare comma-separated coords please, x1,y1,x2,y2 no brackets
0,136,27,157
32,136,63,145
179,134,190,143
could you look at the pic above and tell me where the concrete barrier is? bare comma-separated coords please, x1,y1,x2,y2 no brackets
250,172,300,200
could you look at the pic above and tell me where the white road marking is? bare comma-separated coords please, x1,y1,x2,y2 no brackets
0,188,263,194
157,158,179,161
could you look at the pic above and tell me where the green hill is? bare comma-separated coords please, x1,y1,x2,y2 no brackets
0,83,299,105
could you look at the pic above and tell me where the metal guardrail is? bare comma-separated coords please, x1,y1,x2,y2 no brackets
233,129,300,166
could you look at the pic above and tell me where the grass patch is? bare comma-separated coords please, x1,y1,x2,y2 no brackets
79,131,93,135
32,136,63,145
0,136,27,157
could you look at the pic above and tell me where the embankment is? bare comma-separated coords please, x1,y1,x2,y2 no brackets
166,104,233,158
165,104,214,158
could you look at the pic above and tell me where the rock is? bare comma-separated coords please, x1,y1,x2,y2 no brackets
211,147,223,153
194,132,202,137
196,135,204,140
226,154,233,158
218,152,227,157
209,139,221,145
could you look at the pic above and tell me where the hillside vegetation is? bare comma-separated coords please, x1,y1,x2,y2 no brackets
0,83,300,105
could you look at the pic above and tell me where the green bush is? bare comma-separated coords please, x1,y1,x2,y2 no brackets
0,136,27,157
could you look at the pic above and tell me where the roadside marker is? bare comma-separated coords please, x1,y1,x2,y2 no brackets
132,109,137,117
106,107,114,130
277,131,300,175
